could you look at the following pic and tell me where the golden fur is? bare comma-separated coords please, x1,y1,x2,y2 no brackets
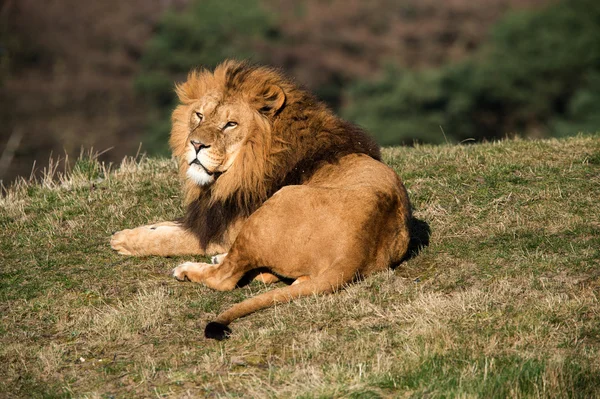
111,60,411,339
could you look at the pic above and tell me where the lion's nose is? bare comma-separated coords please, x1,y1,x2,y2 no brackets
191,140,210,153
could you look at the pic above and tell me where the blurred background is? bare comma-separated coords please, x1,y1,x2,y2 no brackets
1,0,599,187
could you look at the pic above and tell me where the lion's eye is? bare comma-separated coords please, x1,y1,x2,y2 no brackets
223,121,238,130
195,112,203,122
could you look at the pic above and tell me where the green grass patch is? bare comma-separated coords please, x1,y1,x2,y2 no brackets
375,353,600,398
1,134,599,397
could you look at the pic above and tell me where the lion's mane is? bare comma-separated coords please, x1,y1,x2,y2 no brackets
169,60,381,249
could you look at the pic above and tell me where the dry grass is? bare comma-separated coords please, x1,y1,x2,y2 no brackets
1,134,599,398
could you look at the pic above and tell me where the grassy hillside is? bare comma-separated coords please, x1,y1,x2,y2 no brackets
1,135,599,398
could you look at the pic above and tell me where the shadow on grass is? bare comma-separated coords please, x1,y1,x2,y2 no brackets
236,267,295,288
394,216,431,268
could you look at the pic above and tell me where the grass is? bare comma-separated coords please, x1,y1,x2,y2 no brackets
1,134,599,398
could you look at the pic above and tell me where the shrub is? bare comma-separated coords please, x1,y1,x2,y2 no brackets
342,0,600,145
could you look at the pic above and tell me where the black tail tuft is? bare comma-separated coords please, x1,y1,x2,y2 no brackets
205,322,232,340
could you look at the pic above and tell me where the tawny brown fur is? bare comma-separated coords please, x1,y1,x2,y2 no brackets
111,60,411,338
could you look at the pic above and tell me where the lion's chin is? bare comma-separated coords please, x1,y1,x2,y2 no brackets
186,164,215,186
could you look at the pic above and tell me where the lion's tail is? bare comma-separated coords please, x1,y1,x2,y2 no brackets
204,267,352,340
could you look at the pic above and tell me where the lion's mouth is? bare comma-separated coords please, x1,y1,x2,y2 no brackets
190,159,212,175
190,159,223,179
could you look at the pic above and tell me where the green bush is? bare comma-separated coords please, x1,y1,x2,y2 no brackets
343,0,600,145
135,0,277,154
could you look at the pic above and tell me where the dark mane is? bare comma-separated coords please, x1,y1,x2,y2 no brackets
183,188,244,250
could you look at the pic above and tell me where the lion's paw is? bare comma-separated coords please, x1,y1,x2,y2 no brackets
110,224,170,256
172,262,215,283
110,229,136,255
211,253,228,264
172,261,209,282
172,262,194,281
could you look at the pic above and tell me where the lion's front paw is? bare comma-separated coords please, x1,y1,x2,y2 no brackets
172,262,196,282
172,262,215,284
110,229,137,255
211,253,228,264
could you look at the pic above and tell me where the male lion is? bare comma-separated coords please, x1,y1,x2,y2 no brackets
111,60,411,340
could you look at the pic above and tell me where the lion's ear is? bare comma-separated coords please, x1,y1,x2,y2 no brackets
175,82,190,103
254,84,285,116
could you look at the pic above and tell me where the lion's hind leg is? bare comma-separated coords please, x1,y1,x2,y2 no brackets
254,273,281,284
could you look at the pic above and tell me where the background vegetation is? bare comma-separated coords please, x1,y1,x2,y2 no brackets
1,134,599,397
344,0,600,145
1,0,568,185
133,0,600,149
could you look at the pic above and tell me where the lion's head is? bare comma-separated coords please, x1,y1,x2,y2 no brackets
170,61,287,207
169,60,380,249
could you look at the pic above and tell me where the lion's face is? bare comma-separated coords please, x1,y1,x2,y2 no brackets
183,95,256,186
170,62,287,205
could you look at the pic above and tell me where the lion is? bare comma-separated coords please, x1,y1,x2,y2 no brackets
111,60,412,340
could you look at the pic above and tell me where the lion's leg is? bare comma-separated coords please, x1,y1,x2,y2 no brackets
292,276,310,285
209,252,280,284
172,261,247,291
254,273,281,284
173,245,264,290
111,221,227,256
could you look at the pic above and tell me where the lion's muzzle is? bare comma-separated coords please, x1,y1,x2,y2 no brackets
190,158,214,176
